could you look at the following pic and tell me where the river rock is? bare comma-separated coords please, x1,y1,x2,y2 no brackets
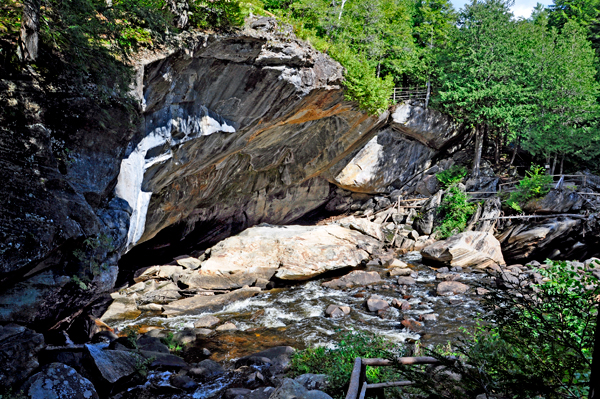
194,315,221,328
100,296,141,323
387,259,408,268
333,216,385,241
295,374,329,391
170,374,199,390
188,359,225,381
367,296,389,312
235,346,295,374
436,281,469,296
199,225,379,281
0,324,45,390
389,267,413,277
141,351,188,369
414,191,443,235
401,319,423,332
421,232,505,268
137,335,169,353
22,363,99,399
163,287,261,317
179,270,258,290
83,344,142,386
269,378,333,399
216,322,238,331
397,276,416,285
175,256,202,270
325,305,351,318
322,271,382,289
139,287,182,305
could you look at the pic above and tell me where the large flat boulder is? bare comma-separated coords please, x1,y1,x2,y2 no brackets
421,232,505,268
200,225,380,281
163,287,262,317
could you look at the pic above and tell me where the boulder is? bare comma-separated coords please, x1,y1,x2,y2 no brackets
22,363,99,399
136,335,169,353
421,232,505,268
334,216,385,241
199,225,379,281
175,256,202,270
387,259,408,268
140,351,188,369
179,270,258,290
325,305,351,318
0,324,45,390
235,346,295,374
414,191,443,235
436,281,469,296
194,315,221,328
268,378,333,399
397,276,416,285
366,296,389,312
295,373,329,391
401,319,423,332
83,344,142,385
163,287,261,317
188,359,225,381
523,188,582,213
100,296,141,323
322,271,382,289
389,268,413,277
216,322,238,331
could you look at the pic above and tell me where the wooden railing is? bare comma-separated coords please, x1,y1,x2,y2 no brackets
345,356,440,399
390,87,428,104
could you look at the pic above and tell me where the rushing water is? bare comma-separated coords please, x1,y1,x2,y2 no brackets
113,251,486,363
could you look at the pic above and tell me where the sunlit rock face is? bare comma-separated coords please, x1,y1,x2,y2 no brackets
117,22,388,251
331,103,462,193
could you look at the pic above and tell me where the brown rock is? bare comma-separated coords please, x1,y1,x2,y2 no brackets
421,232,505,268
397,276,416,285
436,281,469,296
322,271,382,289
163,287,261,317
366,297,389,312
401,319,423,332
194,315,220,329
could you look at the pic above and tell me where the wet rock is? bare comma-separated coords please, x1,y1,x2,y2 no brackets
235,346,295,374
143,351,188,369
199,225,379,281
420,313,438,322
225,388,252,399
194,315,220,328
476,287,490,296
195,328,214,336
170,374,198,390
367,296,389,312
322,271,382,289
397,276,416,285
421,232,505,268
174,328,197,344
0,324,45,390
389,267,413,277
100,296,141,323
163,287,261,317
22,362,98,399
436,281,469,296
138,303,164,311
325,305,351,318
387,259,408,268
401,319,424,332
188,359,225,381
255,278,271,289
139,287,182,305
245,370,266,388
436,273,459,281
216,322,238,331
295,373,329,391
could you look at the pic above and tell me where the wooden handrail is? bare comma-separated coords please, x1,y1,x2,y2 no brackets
346,356,442,399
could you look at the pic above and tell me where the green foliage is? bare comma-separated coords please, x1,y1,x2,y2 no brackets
124,327,139,349
189,0,245,29
435,165,467,188
160,332,184,353
72,233,114,284
396,259,599,399
134,356,155,377
435,184,477,239
290,331,401,394
71,275,88,291
0,0,21,36
505,164,553,212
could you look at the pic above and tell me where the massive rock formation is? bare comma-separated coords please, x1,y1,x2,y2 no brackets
0,18,465,328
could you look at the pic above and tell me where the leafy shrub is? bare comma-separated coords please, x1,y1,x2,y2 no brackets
506,164,553,212
436,165,468,189
161,332,183,352
189,0,245,29
396,260,599,399
435,185,477,239
290,331,401,394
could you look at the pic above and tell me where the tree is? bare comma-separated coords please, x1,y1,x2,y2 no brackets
17,0,41,62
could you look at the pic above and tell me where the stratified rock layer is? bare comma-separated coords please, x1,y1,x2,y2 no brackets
421,232,505,268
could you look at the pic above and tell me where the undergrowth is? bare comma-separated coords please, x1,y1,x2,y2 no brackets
436,165,468,189
435,184,477,239
505,164,553,213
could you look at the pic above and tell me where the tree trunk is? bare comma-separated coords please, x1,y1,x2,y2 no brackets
590,309,600,399
338,0,347,20
18,0,41,62
551,154,557,175
425,76,431,109
472,124,484,177
509,136,519,166
559,153,565,175
494,129,501,165
166,0,189,29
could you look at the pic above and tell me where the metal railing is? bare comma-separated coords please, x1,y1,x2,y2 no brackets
390,87,428,104
345,356,441,399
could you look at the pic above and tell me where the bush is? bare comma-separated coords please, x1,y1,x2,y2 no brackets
506,164,553,213
396,260,599,399
189,0,245,29
436,165,468,189
290,331,401,394
435,184,477,239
